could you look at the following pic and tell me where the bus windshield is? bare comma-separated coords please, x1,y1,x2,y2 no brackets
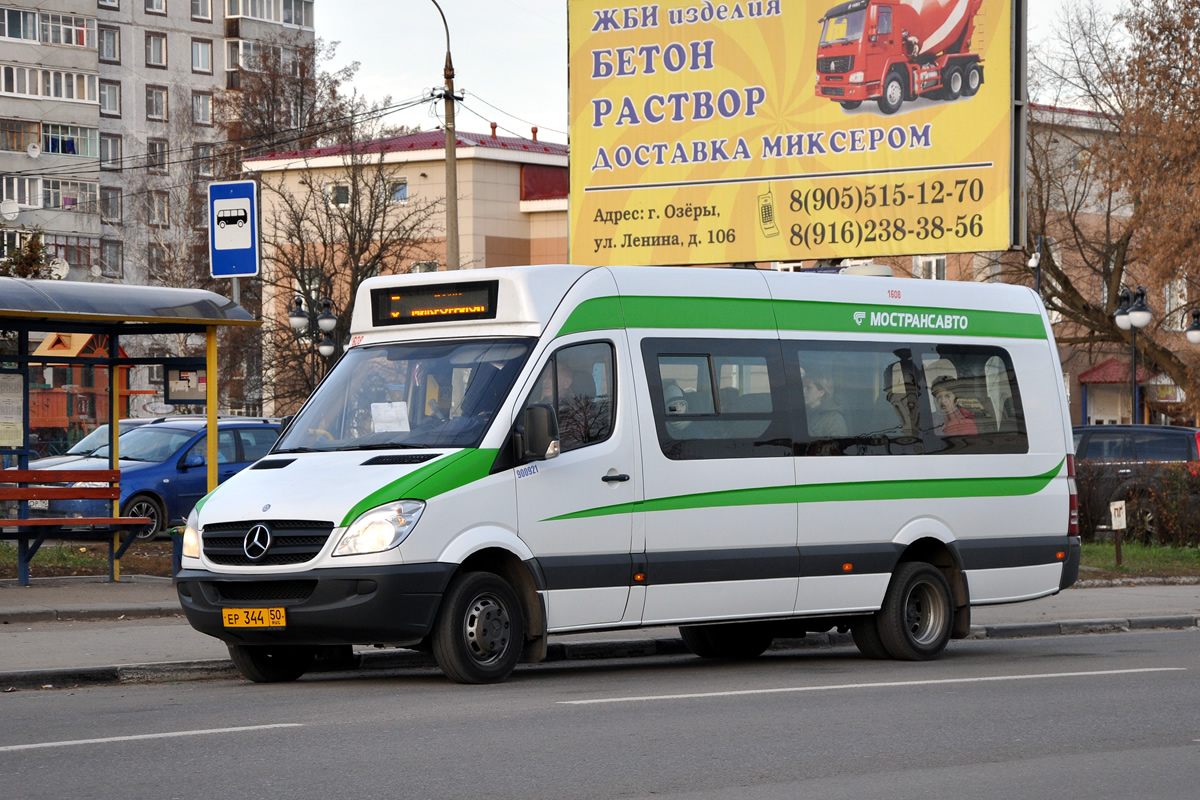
274,338,534,453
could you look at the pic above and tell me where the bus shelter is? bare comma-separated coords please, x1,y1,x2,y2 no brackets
0,278,259,582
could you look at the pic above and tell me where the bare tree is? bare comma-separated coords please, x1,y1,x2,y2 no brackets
256,111,443,413
992,0,1200,409
216,35,363,170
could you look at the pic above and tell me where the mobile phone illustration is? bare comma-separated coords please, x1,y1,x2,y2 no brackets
758,187,780,238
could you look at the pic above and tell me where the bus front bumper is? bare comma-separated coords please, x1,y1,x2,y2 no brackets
175,563,458,646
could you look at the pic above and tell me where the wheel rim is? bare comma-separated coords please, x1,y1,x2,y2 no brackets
968,69,980,90
128,499,160,539
886,79,903,106
903,581,947,645
462,592,511,665
950,72,962,94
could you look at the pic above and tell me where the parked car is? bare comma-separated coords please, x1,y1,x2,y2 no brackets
29,417,281,538
1072,424,1200,542
18,418,157,470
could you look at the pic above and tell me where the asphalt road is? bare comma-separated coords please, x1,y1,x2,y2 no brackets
3,630,1199,799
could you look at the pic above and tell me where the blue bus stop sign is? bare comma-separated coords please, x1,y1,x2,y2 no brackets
208,180,260,278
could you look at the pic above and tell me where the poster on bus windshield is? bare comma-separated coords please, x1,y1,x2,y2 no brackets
568,0,1017,265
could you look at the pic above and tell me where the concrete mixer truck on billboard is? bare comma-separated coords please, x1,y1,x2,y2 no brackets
816,0,985,114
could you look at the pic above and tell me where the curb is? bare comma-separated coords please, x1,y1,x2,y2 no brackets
0,604,183,624
2,615,1196,690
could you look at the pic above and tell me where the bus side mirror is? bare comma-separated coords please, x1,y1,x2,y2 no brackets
279,415,295,435
517,404,559,461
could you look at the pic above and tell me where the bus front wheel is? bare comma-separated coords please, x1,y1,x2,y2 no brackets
877,562,953,660
432,571,524,684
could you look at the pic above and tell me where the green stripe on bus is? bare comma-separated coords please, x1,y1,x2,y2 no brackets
771,300,1047,339
556,296,625,337
339,448,499,527
556,295,1046,340
546,459,1064,522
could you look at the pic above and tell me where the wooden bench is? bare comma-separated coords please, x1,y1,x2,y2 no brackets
0,469,152,586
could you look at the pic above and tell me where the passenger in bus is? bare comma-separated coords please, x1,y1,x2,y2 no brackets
932,377,979,436
662,382,690,436
801,368,847,437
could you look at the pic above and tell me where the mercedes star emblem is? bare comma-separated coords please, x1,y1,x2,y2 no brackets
243,524,272,561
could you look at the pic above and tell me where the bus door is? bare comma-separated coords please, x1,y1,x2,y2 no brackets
514,334,641,630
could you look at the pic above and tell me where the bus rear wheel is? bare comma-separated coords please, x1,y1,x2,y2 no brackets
877,562,953,660
432,571,524,684
680,622,774,659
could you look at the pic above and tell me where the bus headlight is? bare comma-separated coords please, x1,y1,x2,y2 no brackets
183,508,200,558
335,500,425,556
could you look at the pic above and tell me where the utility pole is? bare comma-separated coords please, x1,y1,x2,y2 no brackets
431,0,459,270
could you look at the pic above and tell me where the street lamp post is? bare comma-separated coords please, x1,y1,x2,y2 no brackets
1113,285,1153,424
288,295,337,389
430,0,459,271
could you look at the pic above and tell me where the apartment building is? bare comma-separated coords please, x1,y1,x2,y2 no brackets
1,0,314,287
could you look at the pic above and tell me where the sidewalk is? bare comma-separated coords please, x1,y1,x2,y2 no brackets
2,574,1198,688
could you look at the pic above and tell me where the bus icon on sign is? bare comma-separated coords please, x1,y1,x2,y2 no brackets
212,198,252,251
216,208,247,228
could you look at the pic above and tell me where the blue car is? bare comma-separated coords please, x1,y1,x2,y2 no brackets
35,417,280,539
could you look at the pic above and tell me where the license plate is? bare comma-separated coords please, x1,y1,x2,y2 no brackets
28,499,48,510
222,607,286,628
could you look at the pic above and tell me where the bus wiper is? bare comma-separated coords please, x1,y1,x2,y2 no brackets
272,446,331,454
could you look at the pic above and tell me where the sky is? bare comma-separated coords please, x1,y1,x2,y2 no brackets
319,1,1125,146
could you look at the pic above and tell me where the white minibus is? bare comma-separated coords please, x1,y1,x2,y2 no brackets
177,265,1080,684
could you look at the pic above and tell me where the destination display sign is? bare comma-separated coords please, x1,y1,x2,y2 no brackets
370,281,500,326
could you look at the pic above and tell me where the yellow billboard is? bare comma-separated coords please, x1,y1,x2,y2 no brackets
568,0,1016,265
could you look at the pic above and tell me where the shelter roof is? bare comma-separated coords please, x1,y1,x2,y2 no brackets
0,278,257,334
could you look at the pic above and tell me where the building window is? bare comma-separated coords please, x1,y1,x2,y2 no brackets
913,255,947,281
145,0,166,15
146,85,168,121
99,134,122,169
100,240,123,278
282,0,313,26
148,191,170,227
192,0,212,20
1,66,97,102
192,92,212,125
2,176,39,208
100,187,122,222
0,119,39,152
98,0,119,8
148,242,168,273
43,124,98,157
39,13,96,48
99,80,120,116
98,26,120,63
328,183,351,206
226,38,282,71
44,234,99,269
227,0,312,26
191,39,212,73
145,32,166,67
388,180,408,204
0,9,38,42
147,138,168,172
193,143,214,177
43,179,98,212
